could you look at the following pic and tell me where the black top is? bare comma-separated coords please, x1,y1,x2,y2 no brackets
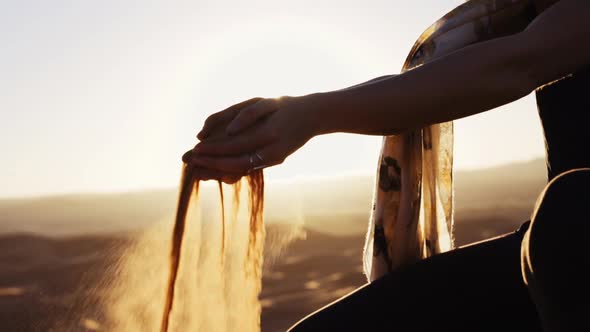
536,67,590,181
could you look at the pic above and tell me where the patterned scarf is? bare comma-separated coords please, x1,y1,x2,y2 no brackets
363,0,546,281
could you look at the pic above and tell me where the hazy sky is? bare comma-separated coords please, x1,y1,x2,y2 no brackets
1,0,546,198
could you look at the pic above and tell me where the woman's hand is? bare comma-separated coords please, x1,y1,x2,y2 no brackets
190,95,319,175
196,97,265,140
182,150,243,184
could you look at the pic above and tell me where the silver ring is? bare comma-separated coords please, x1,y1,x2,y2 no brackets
254,152,264,163
248,152,266,172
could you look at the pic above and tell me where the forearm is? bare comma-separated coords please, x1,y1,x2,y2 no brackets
337,75,393,92
308,33,534,136
306,0,589,137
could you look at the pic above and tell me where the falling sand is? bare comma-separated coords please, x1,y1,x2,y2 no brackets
159,158,265,332
77,159,267,332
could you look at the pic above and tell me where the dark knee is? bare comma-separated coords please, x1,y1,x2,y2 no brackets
523,170,590,331
531,168,590,229
545,168,590,198
527,169,590,260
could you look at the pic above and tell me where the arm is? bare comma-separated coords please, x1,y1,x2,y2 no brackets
195,75,393,140
310,0,590,136
337,75,394,92
192,0,589,175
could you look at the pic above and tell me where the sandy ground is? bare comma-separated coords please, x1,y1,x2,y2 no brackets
0,228,368,332
0,214,532,332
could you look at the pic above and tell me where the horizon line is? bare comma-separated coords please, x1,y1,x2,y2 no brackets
0,156,544,201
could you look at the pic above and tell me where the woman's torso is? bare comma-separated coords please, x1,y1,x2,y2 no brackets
536,67,590,181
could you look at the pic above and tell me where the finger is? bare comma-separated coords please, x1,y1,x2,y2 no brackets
194,124,275,156
221,174,242,184
182,149,194,163
226,99,278,135
197,97,263,140
198,112,234,141
191,154,252,173
192,143,284,173
249,143,285,169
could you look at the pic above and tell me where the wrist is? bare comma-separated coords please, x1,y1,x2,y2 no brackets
296,91,336,137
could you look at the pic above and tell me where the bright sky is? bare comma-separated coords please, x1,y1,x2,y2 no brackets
0,0,546,198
